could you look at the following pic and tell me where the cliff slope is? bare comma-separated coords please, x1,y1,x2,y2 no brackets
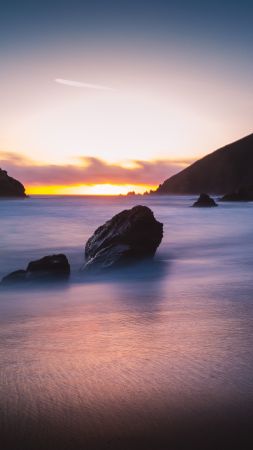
156,133,253,195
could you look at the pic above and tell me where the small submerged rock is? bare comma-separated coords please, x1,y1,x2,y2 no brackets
82,205,163,273
1,254,70,285
2,270,27,284
192,193,218,207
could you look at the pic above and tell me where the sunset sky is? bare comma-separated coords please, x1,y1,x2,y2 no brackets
1,0,252,194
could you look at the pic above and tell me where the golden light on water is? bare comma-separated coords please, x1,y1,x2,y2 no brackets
27,184,157,196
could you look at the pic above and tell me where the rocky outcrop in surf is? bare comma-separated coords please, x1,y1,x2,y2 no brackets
192,193,218,207
82,205,163,273
220,186,253,202
1,254,70,285
1,207,163,284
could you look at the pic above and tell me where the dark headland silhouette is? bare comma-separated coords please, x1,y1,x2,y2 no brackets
156,133,253,195
0,168,27,197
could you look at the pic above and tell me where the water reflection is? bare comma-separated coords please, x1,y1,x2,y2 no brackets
1,196,253,449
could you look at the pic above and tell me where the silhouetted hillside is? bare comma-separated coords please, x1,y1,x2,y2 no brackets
0,168,27,197
156,133,253,194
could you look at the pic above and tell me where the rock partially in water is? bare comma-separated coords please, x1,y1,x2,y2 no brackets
1,254,70,285
192,193,218,207
0,168,27,197
1,270,27,284
220,186,253,202
26,254,70,280
82,205,163,272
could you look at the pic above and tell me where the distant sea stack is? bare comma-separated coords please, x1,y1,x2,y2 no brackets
192,193,218,207
0,168,27,197
156,133,253,195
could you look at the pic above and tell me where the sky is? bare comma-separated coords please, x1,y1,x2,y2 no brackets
0,0,252,194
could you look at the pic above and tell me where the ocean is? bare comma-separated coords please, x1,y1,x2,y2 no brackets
1,195,253,449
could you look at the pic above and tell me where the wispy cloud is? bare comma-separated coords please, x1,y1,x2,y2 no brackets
55,78,114,91
0,151,192,187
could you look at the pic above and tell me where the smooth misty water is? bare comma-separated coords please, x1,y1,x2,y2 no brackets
1,195,253,449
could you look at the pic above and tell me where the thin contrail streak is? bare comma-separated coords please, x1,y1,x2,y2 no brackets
55,78,114,91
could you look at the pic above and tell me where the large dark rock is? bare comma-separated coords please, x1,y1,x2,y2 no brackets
220,186,253,202
83,205,163,272
0,168,27,197
192,193,218,207
156,133,253,195
1,254,70,285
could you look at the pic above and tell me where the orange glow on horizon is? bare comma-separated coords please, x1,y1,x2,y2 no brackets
26,183,157,196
